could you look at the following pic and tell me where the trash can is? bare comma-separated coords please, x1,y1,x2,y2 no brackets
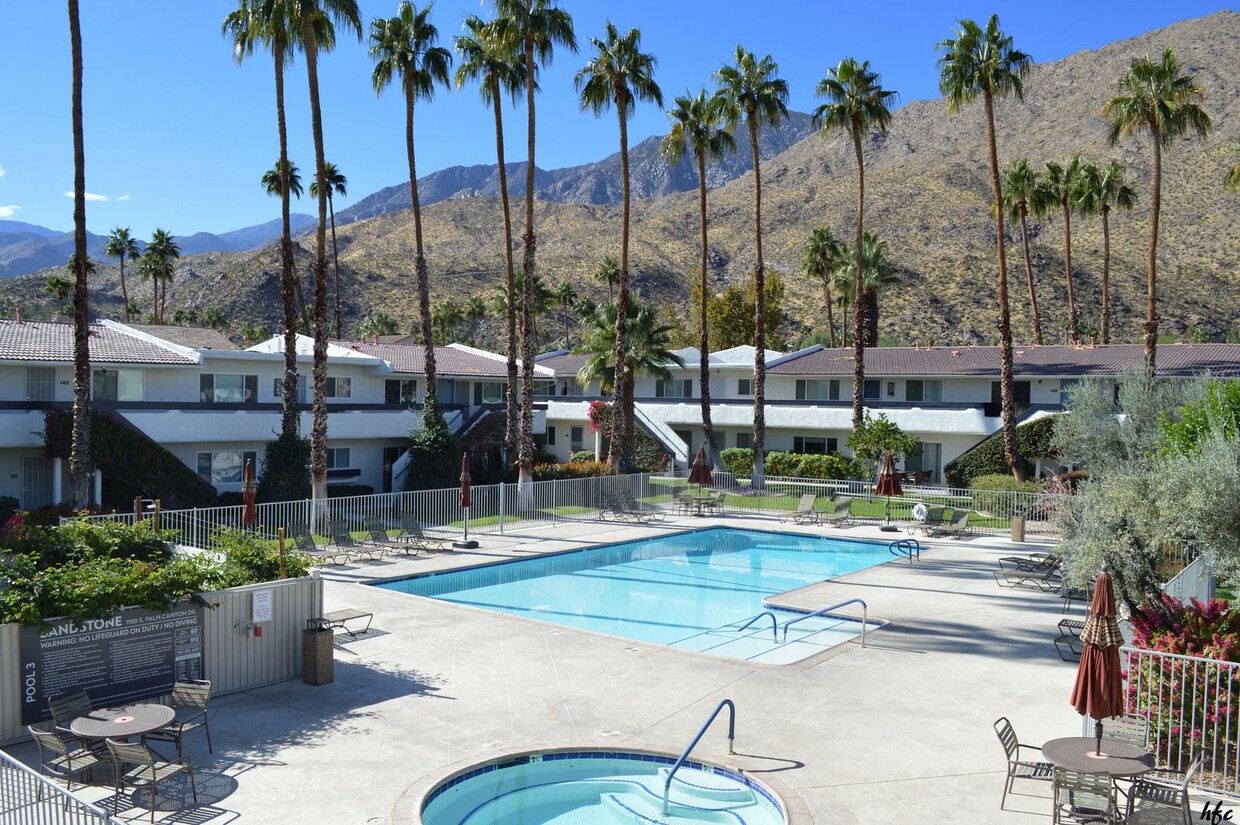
303,619,334,685
1010,516,1026,543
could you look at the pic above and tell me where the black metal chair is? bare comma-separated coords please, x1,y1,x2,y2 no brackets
28,725,104,793
106,738,197,824
994,716,1054,809
145,679,212,757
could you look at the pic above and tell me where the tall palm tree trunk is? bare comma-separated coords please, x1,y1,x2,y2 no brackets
301,18,330,503
749,118,766,489
1018,206,1043,345
696,151,719,467
1100,206,1112,345
274,33,299,439
1145,131,1161,373
822,275,836,348
983,87,1023,478
863,289,879,347
68,0,91,508
491,80,519,462
610,93,632,471
1061,202,1079,344
119,255,130,322
406,86,437,403
850,125,865,430
518,36,537,497
151,275,158,322
329,192,341,339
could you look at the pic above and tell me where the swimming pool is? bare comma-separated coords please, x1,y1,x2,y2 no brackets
377,528,889,662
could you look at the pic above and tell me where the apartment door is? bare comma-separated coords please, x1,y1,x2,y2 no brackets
22,456,54,510
907,442,942,485
382,446,404,493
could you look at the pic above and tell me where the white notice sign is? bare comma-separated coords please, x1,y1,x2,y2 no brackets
252,589,273,623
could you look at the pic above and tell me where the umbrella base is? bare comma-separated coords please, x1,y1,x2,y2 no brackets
453,540,479,549
879,526,900,532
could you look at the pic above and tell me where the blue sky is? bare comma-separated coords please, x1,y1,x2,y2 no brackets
0,1,1226,239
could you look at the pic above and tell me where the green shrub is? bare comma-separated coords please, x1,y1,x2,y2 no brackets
944,416,1058,488
718,448,860,480
403,398,463,491
796,453,863,480
764,451,801,477
570,450,596,462
720,448,754,476
533,461,611,481
970,474,1045,514
257,432,311,503
0,496,18,526
209,528,311,587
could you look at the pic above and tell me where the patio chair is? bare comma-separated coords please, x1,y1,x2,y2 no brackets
821,496,854,528
1062,576,1095,614
286,522,352,566
929,508,972,538
1052,767,1118,824
780,493,819,524
1124,753,1201,825
328,520,386,561
396,513,453,551
1055,618,1085,661
909,506,946,535
28,724,105,792
48,688,94,742
707,490,728,515
994,717,1053,809
999,552,1062,573
620,489,663,522
674,492,695,516
106,738,197,824
995,563,1063,592
145,680,212,758
364,516,416,556
1105,713,1149,750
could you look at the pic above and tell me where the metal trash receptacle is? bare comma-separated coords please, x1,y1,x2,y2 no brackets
1010,516,1026,543
303,619,334,685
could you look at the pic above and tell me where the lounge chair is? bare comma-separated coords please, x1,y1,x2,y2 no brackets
928,509,972,538
1054,618,1085,661
396,513,453,551
999,552,1061,573
285,522,353,566
620,489,663,522
995,562,1063,592
909,506,947,536
600,491,655,523
780,493,819,524
821,496,854,528
993,716,1053,810
364,516,417,556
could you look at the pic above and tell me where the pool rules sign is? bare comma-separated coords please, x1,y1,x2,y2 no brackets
19,602,204,725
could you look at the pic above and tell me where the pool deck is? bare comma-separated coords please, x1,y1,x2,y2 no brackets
5,515,1203,823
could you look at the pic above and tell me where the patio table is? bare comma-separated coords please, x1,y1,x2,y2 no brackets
1042,736,1156,778
70,703,176,742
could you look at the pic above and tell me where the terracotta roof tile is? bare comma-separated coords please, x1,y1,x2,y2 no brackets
333,340,549,378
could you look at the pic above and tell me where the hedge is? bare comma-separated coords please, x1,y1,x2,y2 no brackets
943,415,1058,488
969,474,1045,514
43,408,217,509
533,461,612,481
719,448,862,480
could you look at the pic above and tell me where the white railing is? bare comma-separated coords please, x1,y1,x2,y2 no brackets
0,748,120,825
1124,646,1240,795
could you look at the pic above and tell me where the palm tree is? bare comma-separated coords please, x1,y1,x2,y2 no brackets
142,229,180,324
431,298,462,343
223,0,327,441
662,89,734,467
715,46,788,487
261,160,314,335
1227,144,1240,192
203,307,228,331
493,0,576,498
104,228,140,322
357,310,399,339
370,1,450,408
262,159,304,197
1000,160,1044,345
576,296,686,446
554,280,577,346
1079,160,1136,344
310,161,347,338
67,0,91,507
1104,47,1211,372
295,0,361,503
938,15,1030,479
812,57,897,428
825,232,898,347
575,23,662,471
455,13,525,462
1039,155,1088,344
593,255,619,302
44,274,73,305
801,227,843,348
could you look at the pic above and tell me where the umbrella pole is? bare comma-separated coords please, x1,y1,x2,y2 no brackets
1095,719,1104,756
463,507,469,544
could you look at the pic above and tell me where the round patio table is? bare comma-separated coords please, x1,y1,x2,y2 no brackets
70,703,176,741
1042,736,1156,778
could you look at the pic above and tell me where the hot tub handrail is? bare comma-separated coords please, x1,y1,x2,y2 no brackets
781,598,868,647
662,698,736,816
732,611,778,641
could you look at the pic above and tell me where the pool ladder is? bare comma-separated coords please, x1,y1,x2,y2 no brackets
662,698,735,816
889,538,921,563
731,598,869,648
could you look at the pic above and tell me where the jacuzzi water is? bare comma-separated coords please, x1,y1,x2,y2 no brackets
420,751,786,825
377,527,886,663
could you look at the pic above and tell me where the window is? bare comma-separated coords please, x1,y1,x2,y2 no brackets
737,378,753,396
534,380,557,397
273,376,307,403
905,380,942,403
325,376,351,399
326,448,350,469
570,426,584,452
196,450,257,485
385,379,417,404
905,442,943,484
547,426,556,446
793,436,837,454
863,379,881,400
990,381,1031,405
473,382,504,405
200,374,258,403
735,432,753,449
655,378,693,398
92,369,143,402
25,367,56,401
795,379,840,401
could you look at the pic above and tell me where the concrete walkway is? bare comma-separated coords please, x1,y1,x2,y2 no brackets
7,517,1103,823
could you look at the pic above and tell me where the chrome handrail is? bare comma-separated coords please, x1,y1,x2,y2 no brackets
781,598,868,647
889,538,920,562
662,698,736,816
732,611,778,641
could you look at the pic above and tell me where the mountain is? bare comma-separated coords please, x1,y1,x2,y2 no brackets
218,214,315,251
3,12,1238,349
334,111,818,224
0,220,60,237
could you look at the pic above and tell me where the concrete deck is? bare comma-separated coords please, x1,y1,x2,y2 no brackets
4,516,1151,823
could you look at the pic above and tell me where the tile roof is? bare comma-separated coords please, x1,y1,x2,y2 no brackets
0,320,198,364
767,344,1240,378
125,324,241,351
535,352,592,376
333,340,552,378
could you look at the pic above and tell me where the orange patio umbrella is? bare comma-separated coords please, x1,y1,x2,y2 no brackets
688,444,713,488
241,459,258,527
1071,567,1126,755
874,453,902,531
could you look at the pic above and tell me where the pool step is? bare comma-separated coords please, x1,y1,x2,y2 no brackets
659,767,756,803
601,790,748,824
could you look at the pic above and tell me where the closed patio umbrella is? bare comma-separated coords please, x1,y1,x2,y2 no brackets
874,453,902,530
1071,567,1126,755
455,453,477,549
688,444,712,488
241,459,258,527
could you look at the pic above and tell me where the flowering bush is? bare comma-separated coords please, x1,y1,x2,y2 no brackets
533,461,611,481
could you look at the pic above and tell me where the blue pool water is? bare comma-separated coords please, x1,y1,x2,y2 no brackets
377,528,889,662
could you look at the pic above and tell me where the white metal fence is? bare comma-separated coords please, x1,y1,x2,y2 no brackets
0,747,120,825
1161,553,1216,604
